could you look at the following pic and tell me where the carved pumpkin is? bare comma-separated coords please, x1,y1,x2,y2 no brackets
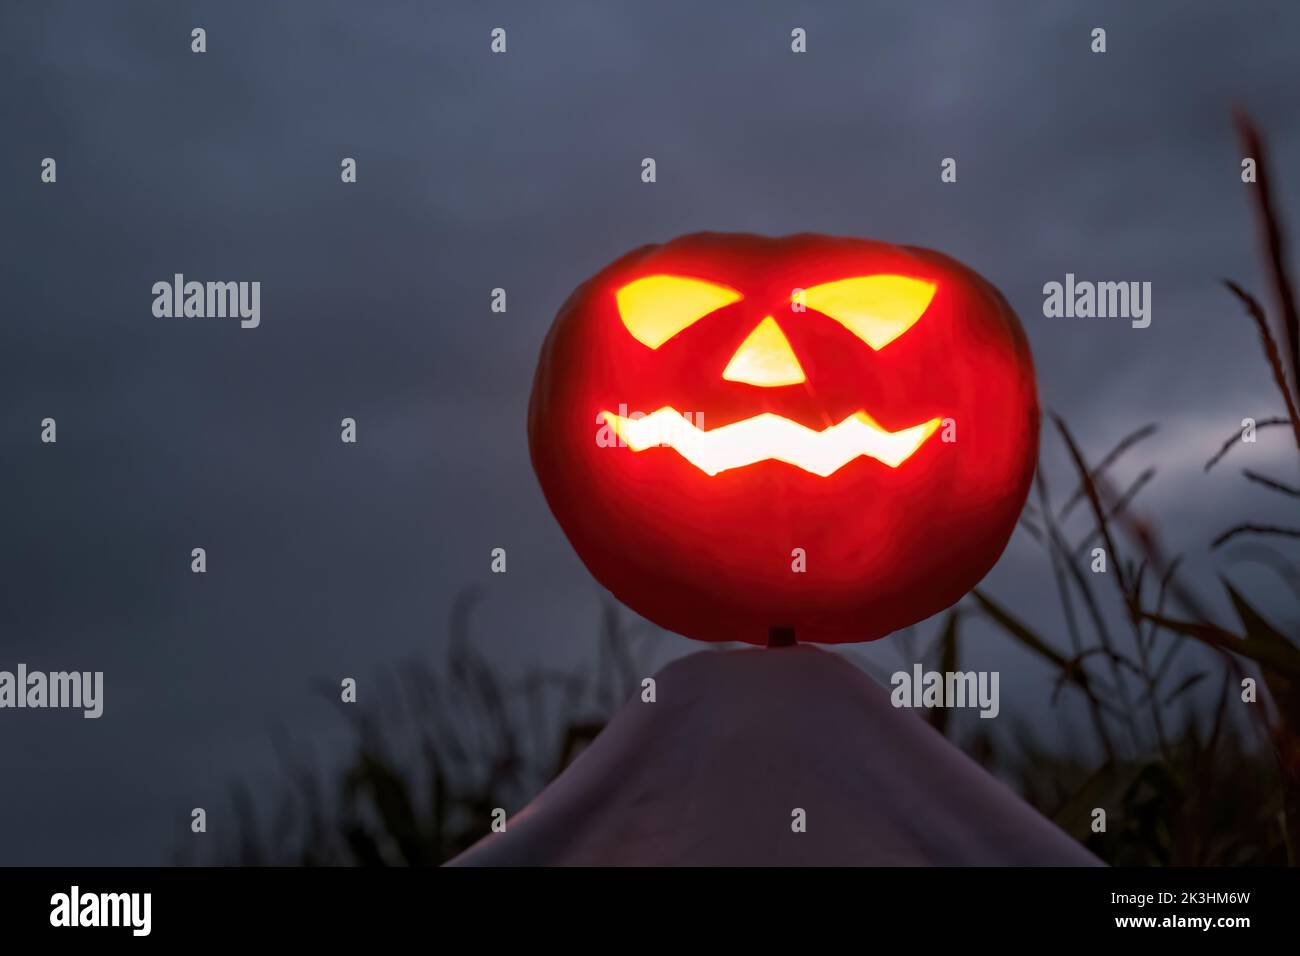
528,233,1038,644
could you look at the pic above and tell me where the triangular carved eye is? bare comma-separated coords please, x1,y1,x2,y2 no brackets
616,275,743,349
801,275,937,350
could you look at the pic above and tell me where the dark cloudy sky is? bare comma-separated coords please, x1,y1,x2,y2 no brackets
2,1,1298,864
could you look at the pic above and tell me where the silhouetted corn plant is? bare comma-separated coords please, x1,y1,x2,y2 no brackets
179,588,658,866
970,109,1299,864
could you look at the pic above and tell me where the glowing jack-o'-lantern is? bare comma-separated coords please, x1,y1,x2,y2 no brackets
528,233,1038,645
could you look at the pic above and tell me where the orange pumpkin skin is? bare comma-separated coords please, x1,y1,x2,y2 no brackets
528,232,1038,645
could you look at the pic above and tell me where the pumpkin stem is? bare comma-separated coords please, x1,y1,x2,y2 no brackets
767,626,797,648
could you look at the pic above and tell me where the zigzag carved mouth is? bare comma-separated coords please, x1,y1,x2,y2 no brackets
599,406,941,477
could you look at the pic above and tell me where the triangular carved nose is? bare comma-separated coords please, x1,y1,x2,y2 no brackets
722,316,806,387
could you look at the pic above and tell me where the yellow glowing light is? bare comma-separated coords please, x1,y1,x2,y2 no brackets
616,275,743,349
599,406,941,476
722,316,806,387
802,275,937,350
